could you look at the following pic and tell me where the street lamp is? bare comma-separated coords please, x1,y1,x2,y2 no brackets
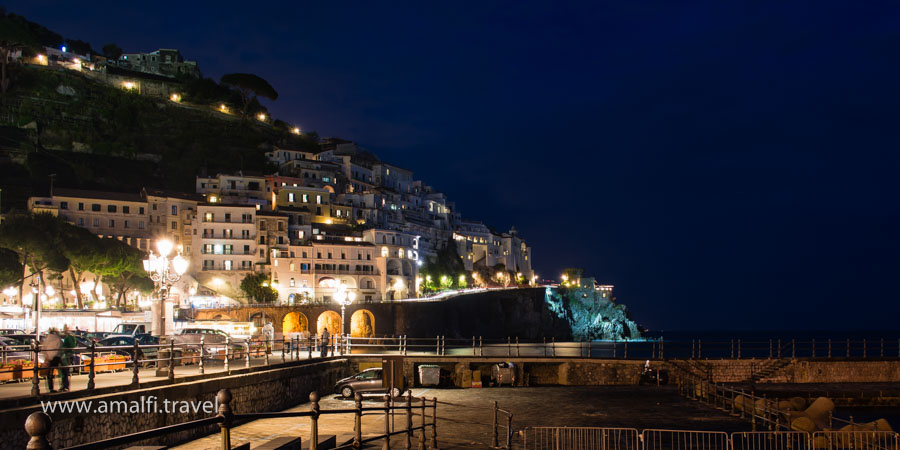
334,284,356,338
143,239,188,376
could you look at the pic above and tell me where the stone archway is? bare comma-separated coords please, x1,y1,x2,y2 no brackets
282,312,308,334
350,309,376,337
316,311,341,336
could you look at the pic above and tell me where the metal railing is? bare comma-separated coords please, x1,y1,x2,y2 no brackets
526,428,899,450
22,388,440,450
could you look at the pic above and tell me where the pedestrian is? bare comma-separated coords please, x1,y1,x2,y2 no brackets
262,322,274,354
41,329,62,393
59,328,76,391
320,327,330,358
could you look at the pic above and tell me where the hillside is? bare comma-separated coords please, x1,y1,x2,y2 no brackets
0,65,320,210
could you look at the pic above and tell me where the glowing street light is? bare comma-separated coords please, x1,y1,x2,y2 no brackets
257,113,267,121
143,239,188,377
292,127,301,135
334,284,356,337
170,93,181,102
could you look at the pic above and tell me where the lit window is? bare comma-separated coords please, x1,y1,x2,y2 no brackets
316,195,322,205
381,247,388,257
288,193,295,202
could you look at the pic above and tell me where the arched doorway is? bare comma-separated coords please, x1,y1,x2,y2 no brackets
282,312,308,334
316,311,341,336
350,309,375,337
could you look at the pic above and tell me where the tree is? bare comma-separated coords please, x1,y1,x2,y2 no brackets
102,42,122,60
0,15,38,95
60,225,107,308
220,73,278,119
0,248,23,288
93,238,150,309
0,213,70,307
239,272,278,303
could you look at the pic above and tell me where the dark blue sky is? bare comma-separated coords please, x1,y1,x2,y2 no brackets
8,1,900,331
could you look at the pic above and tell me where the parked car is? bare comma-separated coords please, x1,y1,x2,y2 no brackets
173,328,244,354
334,368,407,399
0,336,31,362
108,323,150,337
0,329,25,335
97,336,159,366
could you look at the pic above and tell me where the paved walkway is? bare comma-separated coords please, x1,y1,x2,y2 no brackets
0,354,313,400
173,386,754,449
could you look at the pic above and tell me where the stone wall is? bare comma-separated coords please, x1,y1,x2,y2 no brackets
664,359,900,384
0,359,351,450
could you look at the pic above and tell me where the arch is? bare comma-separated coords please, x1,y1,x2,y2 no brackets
386,259,402,276
359,277,377,290
316,310,341,336
401,260,413,277
249,312,263,328
323,185,335,194
350,309,376,338
318,277,336,288
282,312,308,334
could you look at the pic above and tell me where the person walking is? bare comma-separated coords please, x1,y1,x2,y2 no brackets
41,329,62,393
320,327,330,358
59,329,75,392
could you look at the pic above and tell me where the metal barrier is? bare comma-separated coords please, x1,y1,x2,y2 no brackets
526,429,899,450
731,431,810,450
529,427,640,450
641,429,730,450
811,431,899,450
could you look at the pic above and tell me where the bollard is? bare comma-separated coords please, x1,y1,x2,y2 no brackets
507,336,511,357
442,335,446,356
492,400,499,448
168,340,175,382
264,338,269,365
506,413,513,449
406,391,413,449
432,398,438,449
199,336,206,374
437,336,441,355
419,397,427,450
132,339,140,385
25,412,52,450
479,336,483,356
543,337,547,357
308,335,312,360
31,341,40,396
245,342,250,368
383,395,392,450
224,337,230,372
310,392,320,449
217,389,233,450
280,337,285,363
87,341,96,390
354,393,363,448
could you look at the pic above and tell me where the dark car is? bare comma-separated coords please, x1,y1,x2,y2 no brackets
334,368,407,399
97,336,159,366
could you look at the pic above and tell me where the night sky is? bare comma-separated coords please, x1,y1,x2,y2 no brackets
7,1,900,331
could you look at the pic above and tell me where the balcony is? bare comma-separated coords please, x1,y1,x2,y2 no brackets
311,268,380,275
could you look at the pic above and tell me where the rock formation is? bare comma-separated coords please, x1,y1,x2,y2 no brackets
544,286,642,341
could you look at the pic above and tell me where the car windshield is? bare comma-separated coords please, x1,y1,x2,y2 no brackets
112,324,137,334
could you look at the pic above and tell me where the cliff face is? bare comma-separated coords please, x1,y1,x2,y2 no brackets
395,287,642,340
545,287,642,340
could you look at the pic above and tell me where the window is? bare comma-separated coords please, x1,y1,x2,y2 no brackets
302,251,308,258
341,252,346,260
123,206,130,214
139,221,145,229
288,193,295,202
171,205,177,215
139,207,145,215
316,195,322,205
77,218,84,226
259,220,267,230
241,229,250,239
171,221,177,230
60,202,68,209
225,213,231,222
224,244,233,254
108,205,117,213
124,220,129,228
92,204,101,212
109,219,115,227
290,278,295,287
381,247,388,257
204,244,213,254
317,252,321,259
152,203,158,210
204,212,214,222
224,260,232,271
299,231,305,239
78,202,84,211
93,219,99,227
244,245,250,253
224,229,232,238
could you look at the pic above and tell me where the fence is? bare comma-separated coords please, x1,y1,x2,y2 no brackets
23,388,439,450
527,428,899,450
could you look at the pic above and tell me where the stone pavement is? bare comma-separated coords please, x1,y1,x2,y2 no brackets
172,386,754,449
0,354,310,400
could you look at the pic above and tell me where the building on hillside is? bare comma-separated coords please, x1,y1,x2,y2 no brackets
453,222,533,281
269,228,419,304
142,188,203,254
115,49,199,78
264,147,316,166
191,203,260,299
196,173,268,208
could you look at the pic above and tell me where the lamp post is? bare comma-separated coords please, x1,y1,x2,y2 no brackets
143,239,188,377
334,284,356,338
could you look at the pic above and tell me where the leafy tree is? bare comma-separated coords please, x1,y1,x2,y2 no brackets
220,73,278,119
239,272,278,303
60,225,107,308
102,42,122,60
419,240,468,293
0,14,38,95
92,238,150,309
0,248,23,288
0,213,70,307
